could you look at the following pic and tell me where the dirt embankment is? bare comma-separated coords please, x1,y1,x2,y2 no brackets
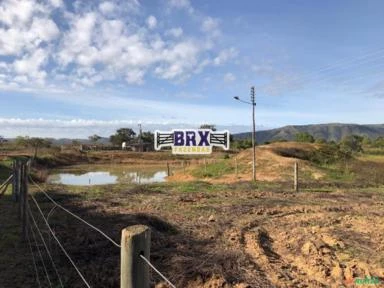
169,142,326,183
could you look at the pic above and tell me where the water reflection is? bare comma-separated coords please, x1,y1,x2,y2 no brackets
47,167,168,186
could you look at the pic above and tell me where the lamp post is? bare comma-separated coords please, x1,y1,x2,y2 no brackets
234,86,256,181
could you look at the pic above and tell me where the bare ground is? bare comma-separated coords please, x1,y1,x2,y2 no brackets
1,145,384,287
1,181,383,288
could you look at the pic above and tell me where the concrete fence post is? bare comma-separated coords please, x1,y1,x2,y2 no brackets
121,225,151,288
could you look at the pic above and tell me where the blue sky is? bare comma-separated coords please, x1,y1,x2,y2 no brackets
1,0,384,138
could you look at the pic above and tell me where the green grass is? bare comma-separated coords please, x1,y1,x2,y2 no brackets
172,181,227,193
190,159,239,178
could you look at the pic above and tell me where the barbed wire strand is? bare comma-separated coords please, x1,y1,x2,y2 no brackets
140,254,176,288
26,224,42,288
29,215,53,288
29,211,54,288
29,193,92,288
28,205,64,288
30,177,121,248
46,205,57,223
0,174,13,188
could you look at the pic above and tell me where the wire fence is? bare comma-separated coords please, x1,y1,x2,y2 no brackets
20,169,177,288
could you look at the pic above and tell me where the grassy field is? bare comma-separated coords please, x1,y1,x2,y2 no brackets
0,143,384,287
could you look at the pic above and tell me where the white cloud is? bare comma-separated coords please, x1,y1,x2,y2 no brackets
13,48,48,84
125,69,145,84
58,12,97,66
0,0,59,56
167,0,194,13
99,1,115,14
0,117,253,138
201,17,220,37
146,15,157,30
0,0,35,27
155,40,203,80
166,27,183,38
224,72,236,83
49,0,63,8
0,0,229,88
30,17,59,42
213,47,238,65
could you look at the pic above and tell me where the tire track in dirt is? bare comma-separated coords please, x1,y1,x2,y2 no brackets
236,202,384,288
241,221,325,288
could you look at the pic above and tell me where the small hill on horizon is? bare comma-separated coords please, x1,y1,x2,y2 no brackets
234,123,384,144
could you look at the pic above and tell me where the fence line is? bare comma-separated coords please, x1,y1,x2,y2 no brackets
29,213,53,288
11,160,177,288
29,193,92,288
29,177,121,248
140,255,176,288
26,224,42,288
28,205,64,288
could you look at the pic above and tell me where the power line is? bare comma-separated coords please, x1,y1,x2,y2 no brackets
257,47,384,95
30,177,121,248
29,193,92,288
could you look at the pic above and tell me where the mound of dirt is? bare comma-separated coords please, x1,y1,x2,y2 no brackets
169,142,325,183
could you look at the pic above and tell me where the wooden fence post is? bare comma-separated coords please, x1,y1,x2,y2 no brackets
235,157,238,176
19,163,24,220
17,161,22,203
21,162,29,241
12,161,16,202
294,162,298,192
121,225,151,288
167,162,170,176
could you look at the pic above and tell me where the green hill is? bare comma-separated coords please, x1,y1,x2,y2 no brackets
234,123,384,144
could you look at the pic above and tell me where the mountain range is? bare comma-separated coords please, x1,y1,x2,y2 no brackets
233,123,384,144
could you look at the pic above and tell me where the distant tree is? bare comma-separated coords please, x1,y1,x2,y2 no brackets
15,136,51,158
199,124,217,131
362,136,372,146
373,136,384,148
315,138,326,144
339,135,363,154
233,139,253,150
0,135,6,146
89,134,102,143
110,128,136,145
295,132,315,143
30,138,52,158
140,131,154,145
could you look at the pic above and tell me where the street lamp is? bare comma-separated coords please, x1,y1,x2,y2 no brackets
234,86,256,181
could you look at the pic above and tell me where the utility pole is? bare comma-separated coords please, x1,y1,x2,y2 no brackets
138,123,143,152
251,86,256,182
233,86,257,182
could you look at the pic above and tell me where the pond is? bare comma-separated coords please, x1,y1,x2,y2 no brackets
46,165,168,186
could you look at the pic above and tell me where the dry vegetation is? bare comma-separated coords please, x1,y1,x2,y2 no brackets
1,142,384,287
